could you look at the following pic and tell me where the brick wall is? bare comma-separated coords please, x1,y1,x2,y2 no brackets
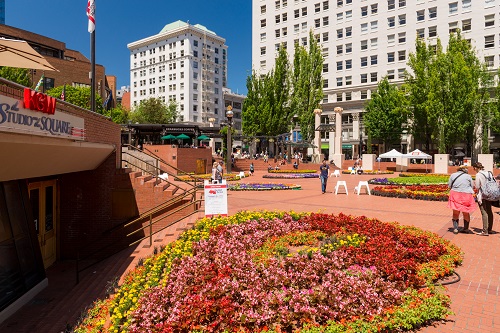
145,145,213,174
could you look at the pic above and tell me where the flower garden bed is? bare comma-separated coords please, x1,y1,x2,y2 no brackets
372,184,449,201
229,183,301,190
177,172,248,182
369,176,448,185
268,169,317,174
75,211,462,333
263,173,319,179
342,170,394,175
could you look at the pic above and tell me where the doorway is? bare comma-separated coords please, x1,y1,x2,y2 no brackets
28,180,57,268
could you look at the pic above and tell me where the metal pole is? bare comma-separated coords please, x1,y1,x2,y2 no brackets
149,214,153,247
227,123,232,174
90,30,96,112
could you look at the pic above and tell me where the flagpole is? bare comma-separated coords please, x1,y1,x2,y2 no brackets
90,30,96,112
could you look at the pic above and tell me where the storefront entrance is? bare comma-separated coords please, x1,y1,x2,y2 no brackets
28,180,57,268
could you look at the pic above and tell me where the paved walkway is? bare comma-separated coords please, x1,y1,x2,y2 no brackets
1,170,498,332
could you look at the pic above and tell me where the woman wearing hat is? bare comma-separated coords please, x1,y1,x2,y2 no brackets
447,165,476,234
472,162,494,236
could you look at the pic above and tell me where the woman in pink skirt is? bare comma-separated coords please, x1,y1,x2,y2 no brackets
447,165,476,234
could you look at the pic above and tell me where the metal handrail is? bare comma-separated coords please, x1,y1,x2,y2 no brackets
76,188,204,283
122,144,201,189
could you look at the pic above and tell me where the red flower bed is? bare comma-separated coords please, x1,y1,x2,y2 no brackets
371,184,449,201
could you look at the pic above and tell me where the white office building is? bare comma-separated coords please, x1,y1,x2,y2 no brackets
128,20,228,125
253,0,500,156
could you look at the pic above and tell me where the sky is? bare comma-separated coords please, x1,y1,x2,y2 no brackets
6,0,252,95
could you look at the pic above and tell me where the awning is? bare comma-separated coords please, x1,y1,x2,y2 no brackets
342,144,352,149
0,38,58,71
0,132,115,181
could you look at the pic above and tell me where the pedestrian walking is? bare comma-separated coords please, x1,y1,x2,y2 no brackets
249,162,254,176
319,159,330,194
472,162,497,236
447,165,476,234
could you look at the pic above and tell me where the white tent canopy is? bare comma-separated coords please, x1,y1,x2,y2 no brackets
379,149,403,158
403,149,432,159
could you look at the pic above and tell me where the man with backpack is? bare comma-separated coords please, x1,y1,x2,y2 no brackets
472,162,499,236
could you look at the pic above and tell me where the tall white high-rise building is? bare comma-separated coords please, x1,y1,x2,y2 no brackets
128,20,228,125
253,0,500,155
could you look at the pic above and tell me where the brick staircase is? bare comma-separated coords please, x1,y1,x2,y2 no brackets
231,158,334,172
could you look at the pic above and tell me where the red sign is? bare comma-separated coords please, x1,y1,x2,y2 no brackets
23,88,56,115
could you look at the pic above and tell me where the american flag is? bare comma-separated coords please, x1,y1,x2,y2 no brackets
87,0,95,33
60,84,66,101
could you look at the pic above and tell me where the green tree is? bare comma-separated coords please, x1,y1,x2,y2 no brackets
131,98,178,124
242,46,291,138
364,77,408,151
46,85,104,114
290,31,324,143
104,104,130,124
406,33,491,154
0,67,31,86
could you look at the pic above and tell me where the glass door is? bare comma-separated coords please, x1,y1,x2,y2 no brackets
28,180,57,268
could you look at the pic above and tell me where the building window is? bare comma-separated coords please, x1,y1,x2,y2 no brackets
324,1,330,10
337,61,343,70
387,69,395,79
462,0,471,10
361,90,368,99
485,35,495,48
398,50,406,61
485,14,495,27
398,68,405,79
315,2,321,12
399,14,406,25
449,2,458,14
428,26,437,37
323,32,329,41
323,16,329,25
345,76,352,85
323,63,329,73
275,29,280,38
261,19,266,28
337,45,343,54
337,77,343,86
371,38,378,48
337,28,343,38
345,43,352,53
361,39,368,50
316,19,321,28
345,92,352,101
345,10,352,19
462,19,471,31
260,33,266,41
388,0,395,10
370,72,378,82
361,6,368,16
345,59,352,69
388,16,395,27
282,13,288,21
295,9,299,18
388,52,395,62
429,7,437,18
371,4,378,14
485,56,494,67
261,5,266,14
449,22,458,34
398,32,406,43
388,34,395,44
276,15,281,24
337,12,343,20
417,10,424,21
323,79,329,88
361,23,368,32
399,0,406,7
337,93,343,102
371,55,378,65
261,47,266,55
371,20,378,30
361,56,368,67
345,26,352,37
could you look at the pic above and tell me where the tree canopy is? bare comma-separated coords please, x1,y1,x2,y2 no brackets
0,67,31,87
130,97,178,124
46,85,104,114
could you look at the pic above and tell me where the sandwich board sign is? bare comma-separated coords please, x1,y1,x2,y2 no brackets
204,180,228,217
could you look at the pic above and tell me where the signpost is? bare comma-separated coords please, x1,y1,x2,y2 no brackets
204,180,228,217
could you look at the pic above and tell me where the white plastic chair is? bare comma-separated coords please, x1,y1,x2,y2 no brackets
357,181,371,195
350,167,356,175
335,181,348,195
238,171,245,179
158,173,169,181
330,170,340,178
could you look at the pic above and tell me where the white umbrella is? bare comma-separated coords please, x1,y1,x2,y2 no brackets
0,38,58,71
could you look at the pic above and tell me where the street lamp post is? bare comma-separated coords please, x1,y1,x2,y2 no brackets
226,105,233,174
128,120,132,145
